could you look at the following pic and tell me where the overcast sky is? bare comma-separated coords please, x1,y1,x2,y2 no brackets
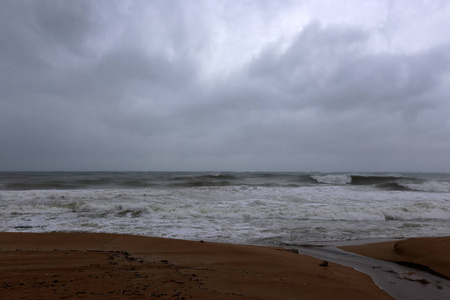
1,0,450,172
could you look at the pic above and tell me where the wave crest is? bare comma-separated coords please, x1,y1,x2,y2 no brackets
311,174,351,185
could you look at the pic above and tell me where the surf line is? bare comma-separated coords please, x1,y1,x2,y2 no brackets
290,244,450,300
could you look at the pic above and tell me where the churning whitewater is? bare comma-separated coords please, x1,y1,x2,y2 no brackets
0,172,449,246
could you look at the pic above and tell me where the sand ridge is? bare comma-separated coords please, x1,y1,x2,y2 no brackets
341,236,450,280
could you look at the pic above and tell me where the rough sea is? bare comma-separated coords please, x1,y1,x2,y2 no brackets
1,172,449,246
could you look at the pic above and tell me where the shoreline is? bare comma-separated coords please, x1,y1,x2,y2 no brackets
0,233,448,299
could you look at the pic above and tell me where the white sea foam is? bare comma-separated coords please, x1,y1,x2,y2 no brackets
311,174,352,184
1,184,449,245
400,180,450,193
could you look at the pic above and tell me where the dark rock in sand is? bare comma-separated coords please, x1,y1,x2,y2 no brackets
320,260,329,267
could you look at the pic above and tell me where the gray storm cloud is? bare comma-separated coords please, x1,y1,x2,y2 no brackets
1,0,450,171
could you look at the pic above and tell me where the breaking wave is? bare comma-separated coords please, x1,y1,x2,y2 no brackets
311,174,351,185
1,172,449,193
310,174,450,193
1,172,449,245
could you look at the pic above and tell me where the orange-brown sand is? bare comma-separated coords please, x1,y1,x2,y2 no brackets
341,236,450,280
0,232,392,300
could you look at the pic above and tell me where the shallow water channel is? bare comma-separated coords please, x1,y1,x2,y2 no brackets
291,244,450,300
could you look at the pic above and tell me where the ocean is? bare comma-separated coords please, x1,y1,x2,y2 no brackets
0,172,449,246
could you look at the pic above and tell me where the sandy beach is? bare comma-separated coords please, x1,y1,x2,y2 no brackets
0,232,395,299
1,233,449,299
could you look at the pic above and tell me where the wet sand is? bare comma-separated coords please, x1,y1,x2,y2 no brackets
0,232,392,299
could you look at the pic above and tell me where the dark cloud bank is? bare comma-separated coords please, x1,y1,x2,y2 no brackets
1,0,450,172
